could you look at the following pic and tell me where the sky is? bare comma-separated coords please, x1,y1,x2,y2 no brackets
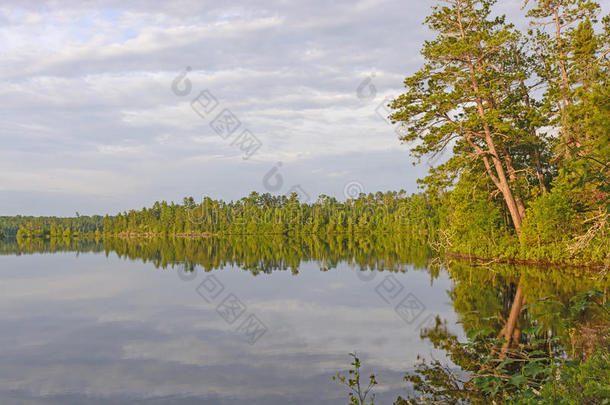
0,0,592,216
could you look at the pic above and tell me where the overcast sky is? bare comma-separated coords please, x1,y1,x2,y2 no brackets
0,0,597,216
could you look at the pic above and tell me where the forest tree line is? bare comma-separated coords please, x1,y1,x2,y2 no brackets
0,215,105,239
100,192,436,238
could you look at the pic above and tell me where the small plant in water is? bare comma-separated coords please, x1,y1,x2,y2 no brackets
332,352,378,404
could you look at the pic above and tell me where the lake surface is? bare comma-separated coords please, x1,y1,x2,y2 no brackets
0,236,605,404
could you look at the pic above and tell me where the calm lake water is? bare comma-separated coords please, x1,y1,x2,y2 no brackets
0,236,605,404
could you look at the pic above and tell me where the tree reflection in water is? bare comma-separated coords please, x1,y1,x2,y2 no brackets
2,236,608,403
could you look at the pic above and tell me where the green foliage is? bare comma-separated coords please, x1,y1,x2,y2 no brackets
351,255,609,404
98,191,439,244
3,181,607,266
332,353,378,405
530,349,610,405
387,0,610,267
390,0,554,235
345,281,610,404
520,180,576,261
444,171,515,258
1,215,104,239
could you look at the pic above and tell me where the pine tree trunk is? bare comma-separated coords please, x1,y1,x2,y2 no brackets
456,2,525,234
503,152,527,219
501,282,525,358
473,92,524,234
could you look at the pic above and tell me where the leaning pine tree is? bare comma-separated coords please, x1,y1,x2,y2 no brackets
390,0,548,236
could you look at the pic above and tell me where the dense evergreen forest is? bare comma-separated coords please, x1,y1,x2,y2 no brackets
5,184,607,266
0,215,104,239
99,192,435,237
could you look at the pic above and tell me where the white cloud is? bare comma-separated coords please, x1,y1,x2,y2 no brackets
0,167,140,196
0,0,447,214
